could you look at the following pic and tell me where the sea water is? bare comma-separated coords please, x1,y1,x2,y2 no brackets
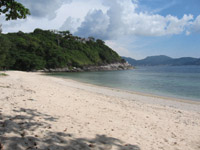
49,66,200,102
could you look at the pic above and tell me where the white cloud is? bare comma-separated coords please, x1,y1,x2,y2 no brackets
105,40,133,57
1,17,57,33
191,15,200,33
1,0,199,38
68,0,195,39
59,17,81,33
186,31,191,35
128,14,193,36
75,10,110,39
165,14,193,35
18,0,72,19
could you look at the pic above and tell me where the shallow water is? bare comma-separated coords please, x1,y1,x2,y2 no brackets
48,66,200,102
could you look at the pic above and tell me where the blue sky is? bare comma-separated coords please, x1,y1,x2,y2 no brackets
129,0,200,59
1,0,200,59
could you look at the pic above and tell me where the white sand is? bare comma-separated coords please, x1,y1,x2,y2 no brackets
0,71,200,150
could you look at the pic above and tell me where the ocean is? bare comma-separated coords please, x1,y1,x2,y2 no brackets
48,66,200,102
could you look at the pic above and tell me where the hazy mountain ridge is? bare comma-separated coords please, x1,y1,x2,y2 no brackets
122,55,200,66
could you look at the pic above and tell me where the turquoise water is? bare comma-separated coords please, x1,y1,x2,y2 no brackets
48,66,200,101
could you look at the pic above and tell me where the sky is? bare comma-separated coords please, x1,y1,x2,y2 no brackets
1,0,200,59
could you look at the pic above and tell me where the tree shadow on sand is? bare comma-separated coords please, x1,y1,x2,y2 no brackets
0,108,140,150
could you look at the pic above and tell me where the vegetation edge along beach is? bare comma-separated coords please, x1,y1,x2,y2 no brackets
0,29,133,72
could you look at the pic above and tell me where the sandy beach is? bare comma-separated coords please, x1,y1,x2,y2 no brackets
0,71,200,150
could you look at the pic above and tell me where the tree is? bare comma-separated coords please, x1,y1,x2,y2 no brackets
0,36,11,69
0,24,2,33
0,0,30,20
59,30,71,37
88,36,95,42
96,39,105,45
0,29,124,71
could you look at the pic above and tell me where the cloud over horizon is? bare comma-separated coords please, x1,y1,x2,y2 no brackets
72,0,198,40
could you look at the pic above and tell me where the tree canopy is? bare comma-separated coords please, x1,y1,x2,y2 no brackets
0,0,30,20
0,29,124,71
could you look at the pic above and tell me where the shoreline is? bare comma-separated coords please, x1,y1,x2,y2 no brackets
55,75,200,104
44,73,200,112
1,71,200,150
42,62,133,72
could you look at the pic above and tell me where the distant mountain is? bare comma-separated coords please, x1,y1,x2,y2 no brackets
122,57,137,65
136,55,172,66
122,55,200,66
194,59,200,65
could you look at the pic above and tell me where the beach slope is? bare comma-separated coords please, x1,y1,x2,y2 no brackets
0,71,200,150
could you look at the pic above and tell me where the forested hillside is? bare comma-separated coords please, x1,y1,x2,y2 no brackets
0,29,124,71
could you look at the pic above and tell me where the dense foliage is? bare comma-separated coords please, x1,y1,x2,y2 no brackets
0,0,30,20
0,29,123,71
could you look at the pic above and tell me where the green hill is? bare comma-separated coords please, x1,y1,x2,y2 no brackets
0,29,125,71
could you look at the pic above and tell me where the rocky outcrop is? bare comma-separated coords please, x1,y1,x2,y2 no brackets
82,62,133,71
42,62,133,72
